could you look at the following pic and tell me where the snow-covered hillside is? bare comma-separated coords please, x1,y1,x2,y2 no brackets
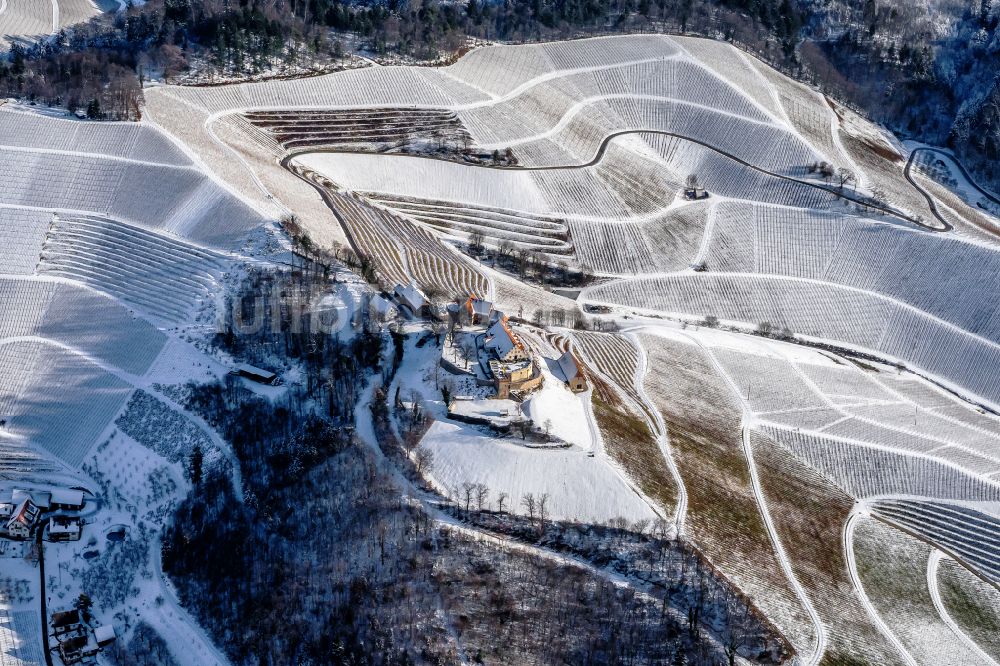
4,32,1000,666
0,0,113,51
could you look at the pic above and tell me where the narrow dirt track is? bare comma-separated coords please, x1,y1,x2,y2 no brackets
285,128,943,231
903,149,953,231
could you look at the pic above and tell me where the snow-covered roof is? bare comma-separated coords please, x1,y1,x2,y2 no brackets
48,520,80,535
94,624,116,644
394,283,427,311
449,398,519,422
7,498,38,529
556,350,583,381
370,294,394,316
51,609,81,629
236,363,277,381
50,488,84,507
465,295,493,317
483,316,524,359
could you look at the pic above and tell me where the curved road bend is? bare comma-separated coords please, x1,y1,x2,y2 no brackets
903,150,953,231
282,129,944,232
910,147,1000,207
906,147,1000,237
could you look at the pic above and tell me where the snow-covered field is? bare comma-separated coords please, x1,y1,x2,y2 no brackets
3,30,1000,666
421,419,657,523
0,98,274,666
0,0,111,51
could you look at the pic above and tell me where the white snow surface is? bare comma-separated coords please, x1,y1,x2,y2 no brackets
421,419,657,524
522,362,592,446
295,152,549,213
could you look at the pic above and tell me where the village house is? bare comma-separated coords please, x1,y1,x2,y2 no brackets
393,282,428,316
5,497,39,539
50,610,115,664
492,359,544,399
557,350,589,392
57,633,89,665
483,316,530,362
48,516,82,542
477,315,544,398
463,295,494,325
51,609,83,638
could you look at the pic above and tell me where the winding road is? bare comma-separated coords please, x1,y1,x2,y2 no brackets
912,147,1000,208
284,129,945,231
904,149,953,231
35,521,54,666
843,509,919,666
927,550,999,666
905,146,1000,236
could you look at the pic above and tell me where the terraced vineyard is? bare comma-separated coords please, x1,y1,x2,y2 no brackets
244,108,472,151
39,215,227,322
3,31,1000,666
132,35,1000,663
0,0,113,49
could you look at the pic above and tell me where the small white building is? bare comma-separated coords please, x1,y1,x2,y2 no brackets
94,624,116,647
464,295,494,325
393,283,428,315
50,488,85,511
556,350,588,392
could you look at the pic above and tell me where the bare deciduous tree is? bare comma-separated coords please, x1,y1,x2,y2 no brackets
474,483,490,511
414,446,434,475
521,493,537,522
461,482,476,512
836,167,856,191
537,493,550,532
497,491,509,514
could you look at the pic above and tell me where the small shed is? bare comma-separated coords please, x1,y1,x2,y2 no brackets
557,351,588,392
393,283,428,315
50,488,85,511
235,364,279,385
94,624,116,647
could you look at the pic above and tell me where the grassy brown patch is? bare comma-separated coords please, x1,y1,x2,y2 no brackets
639,335,816,649
938,558,1000,661
591,394,676,513
752,431,902,664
